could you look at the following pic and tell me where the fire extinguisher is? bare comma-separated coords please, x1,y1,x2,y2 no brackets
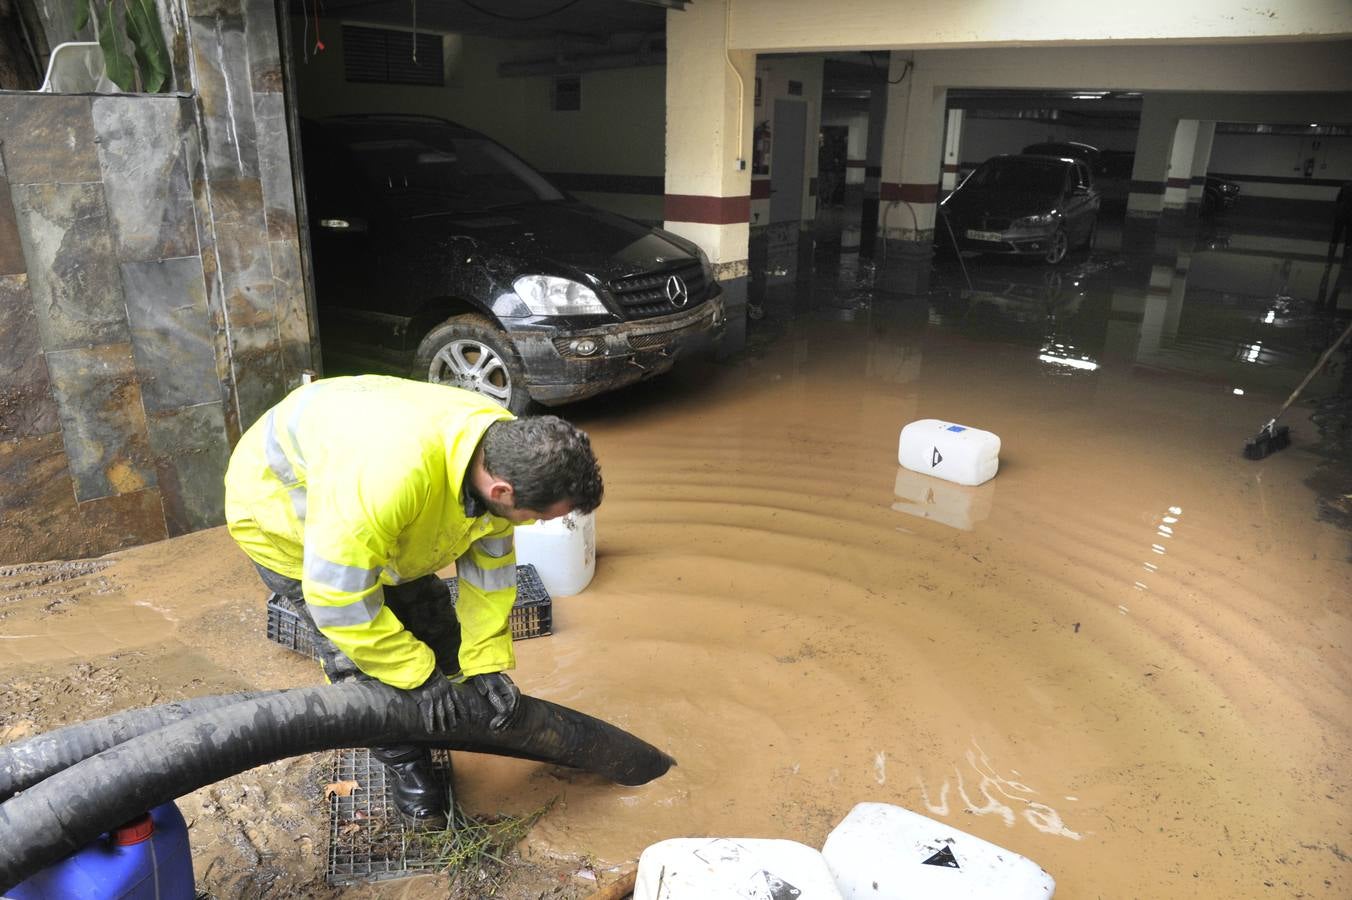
753,121,772,175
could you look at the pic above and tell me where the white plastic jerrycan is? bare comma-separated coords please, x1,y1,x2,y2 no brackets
513,510,595,596
898,419,1000,487
635,837,844,900
821,803,1055,900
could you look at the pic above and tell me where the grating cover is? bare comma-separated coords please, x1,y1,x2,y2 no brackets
327,747,456,884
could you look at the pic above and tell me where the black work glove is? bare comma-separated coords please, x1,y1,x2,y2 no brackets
411,668,460,733
471,672,521,730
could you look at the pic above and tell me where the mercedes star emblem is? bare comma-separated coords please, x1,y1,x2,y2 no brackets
665,274,689,308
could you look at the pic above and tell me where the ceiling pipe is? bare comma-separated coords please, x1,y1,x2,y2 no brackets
498,34,664,77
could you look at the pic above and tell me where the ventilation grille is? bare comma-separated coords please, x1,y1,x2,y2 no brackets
343,25,444,86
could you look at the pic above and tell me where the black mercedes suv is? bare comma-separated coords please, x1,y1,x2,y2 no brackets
300,114,725,413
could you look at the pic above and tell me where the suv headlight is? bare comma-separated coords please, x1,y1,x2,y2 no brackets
512,276,608,316
1013,213,1056,228
695,245,716,285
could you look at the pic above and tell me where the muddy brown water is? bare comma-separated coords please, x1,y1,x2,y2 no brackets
3,247,1351,897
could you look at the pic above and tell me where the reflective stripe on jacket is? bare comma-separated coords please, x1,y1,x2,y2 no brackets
224,375,518,689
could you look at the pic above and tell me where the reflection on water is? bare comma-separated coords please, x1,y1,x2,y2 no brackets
892,468,994,532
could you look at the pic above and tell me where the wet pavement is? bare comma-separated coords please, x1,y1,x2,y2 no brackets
3,211,1350,897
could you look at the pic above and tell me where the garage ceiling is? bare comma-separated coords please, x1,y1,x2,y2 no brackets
290,0,678,40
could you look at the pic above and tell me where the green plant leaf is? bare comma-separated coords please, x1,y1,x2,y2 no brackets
124,0,170,92
74,0,91,34
98,8,135,91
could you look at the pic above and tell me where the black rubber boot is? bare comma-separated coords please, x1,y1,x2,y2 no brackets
370,746,448,830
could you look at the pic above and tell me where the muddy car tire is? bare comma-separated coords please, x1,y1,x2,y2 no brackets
1043,226,1069,265
414,314,533,414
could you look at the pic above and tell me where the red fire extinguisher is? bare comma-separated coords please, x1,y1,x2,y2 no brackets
753,121,772,175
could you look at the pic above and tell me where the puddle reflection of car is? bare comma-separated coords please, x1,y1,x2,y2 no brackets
940,154,1101,265
302,114,725,413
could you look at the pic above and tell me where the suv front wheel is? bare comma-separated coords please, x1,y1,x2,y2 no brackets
414,313,533,414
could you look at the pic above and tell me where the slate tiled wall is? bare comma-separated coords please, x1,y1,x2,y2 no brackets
0,0,312,564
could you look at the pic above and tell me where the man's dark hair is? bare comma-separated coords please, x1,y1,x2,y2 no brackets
482,416,603,513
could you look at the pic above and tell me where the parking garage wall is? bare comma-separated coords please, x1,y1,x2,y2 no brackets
1208,132,1352,221
956,116,1351,221
0,0,310,565
290,21,667,224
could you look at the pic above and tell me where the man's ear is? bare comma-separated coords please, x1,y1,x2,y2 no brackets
486,478,514,506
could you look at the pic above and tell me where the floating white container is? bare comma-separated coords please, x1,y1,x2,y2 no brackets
635,838,844,900
513,510,595,596
821,803,1055,900
898,419,1000,487
892,467,994,532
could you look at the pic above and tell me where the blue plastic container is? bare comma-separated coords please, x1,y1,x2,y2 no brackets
5,802,195,900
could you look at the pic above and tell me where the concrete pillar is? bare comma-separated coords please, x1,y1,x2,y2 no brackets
877,53,946,294
665,0,754,354
1186,121,1216,213
1124,94,1176,254
941,107,965,195
1163,119,1200,213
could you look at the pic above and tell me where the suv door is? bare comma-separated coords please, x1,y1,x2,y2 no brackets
302,126,393,352
1063,162,1097,246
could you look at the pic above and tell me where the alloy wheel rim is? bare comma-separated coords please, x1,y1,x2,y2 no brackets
429,339,513,405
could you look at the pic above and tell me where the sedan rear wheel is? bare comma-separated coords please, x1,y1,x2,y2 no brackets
1043,227,1069,265
413,313,533,414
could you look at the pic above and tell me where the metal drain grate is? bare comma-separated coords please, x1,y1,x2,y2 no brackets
327,747,456,884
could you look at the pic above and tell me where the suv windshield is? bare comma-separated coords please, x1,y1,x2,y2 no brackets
966,159,1066,197
345,130,565,216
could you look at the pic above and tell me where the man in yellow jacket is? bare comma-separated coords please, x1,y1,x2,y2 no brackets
224,375,603,828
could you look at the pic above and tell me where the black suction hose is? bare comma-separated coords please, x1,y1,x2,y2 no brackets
0,691,284,803
0,681,674,892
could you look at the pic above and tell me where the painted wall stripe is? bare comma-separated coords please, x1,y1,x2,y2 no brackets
1210,172,1349,188
545,172,664,195
880,182,940,203
664,194,751,225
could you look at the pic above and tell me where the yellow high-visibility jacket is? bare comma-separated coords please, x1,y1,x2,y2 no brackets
224,375,519,689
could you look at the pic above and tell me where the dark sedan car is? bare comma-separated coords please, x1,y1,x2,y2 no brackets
301,115,725,413
940,154,1101,264
1202,174,1241,215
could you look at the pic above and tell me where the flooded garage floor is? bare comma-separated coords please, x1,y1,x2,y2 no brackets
3,217,1350,898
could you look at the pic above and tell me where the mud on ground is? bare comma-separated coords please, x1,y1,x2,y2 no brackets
0,542,612,899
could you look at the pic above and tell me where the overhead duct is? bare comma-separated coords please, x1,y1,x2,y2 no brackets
499,34,664,77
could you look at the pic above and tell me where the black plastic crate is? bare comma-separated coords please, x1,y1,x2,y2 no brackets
265,593,318,658
265,564,552,661
448,562,553,642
